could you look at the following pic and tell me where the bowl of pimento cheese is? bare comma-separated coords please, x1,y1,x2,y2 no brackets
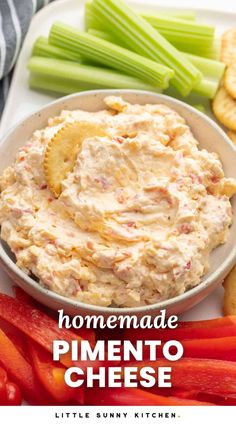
0,90,236,318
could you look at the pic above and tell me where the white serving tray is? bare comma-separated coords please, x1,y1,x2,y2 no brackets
0,0,236,320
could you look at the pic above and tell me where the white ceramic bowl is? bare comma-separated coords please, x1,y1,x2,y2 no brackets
0,90,236,318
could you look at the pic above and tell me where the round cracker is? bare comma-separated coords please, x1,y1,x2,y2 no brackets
221,28,236,65
224,63,236,99
212,86,236,130
44,121,107,197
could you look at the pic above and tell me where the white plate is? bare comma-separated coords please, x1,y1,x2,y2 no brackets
0,0,235,319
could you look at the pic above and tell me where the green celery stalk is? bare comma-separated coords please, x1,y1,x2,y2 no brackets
183,52,225,80
192,78,218,99
165,76,219,99
29,74,85,94
28,56,162,92
85,0,104,30
141,13,214,47
32,36,81,62
85,1,196,29
38,34,223,98
88,28,121,44
171,39,220,60
85,2,218,60
90,0,202,96
49,22,173,89
88,28,225,84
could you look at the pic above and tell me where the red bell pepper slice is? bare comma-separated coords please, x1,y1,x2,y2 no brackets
13,289,96,346
28,340,84,404
0,294,103,372
167,389,200,399
181,336,236,361
124,316,236,341
0,327,43,403
128,358,236,394
196,392,236,406
71,327,96,347
5,330,30,363
85,387,213,406
140,335,236,362
151,389,236,406
0,294,85,363
147,386,200,400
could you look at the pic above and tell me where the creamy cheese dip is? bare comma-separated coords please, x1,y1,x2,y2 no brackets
0,97,236,307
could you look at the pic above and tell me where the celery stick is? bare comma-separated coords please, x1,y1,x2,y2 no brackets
86,21,219,61
88,29,225,85
91,0,202,96
165,73,219,99
192,78,218,99
28,57,162,92
183,53,225,80
172,39,220,60
32,36,81,62
85,0,104,30
49,22,173,89
85,1,196,29
153,29,212,46
87,25,217,55
29,74,85,94
88,29,121,45
85,2,218,60
141,13,214,47
165,74,218,98
30,73,136,95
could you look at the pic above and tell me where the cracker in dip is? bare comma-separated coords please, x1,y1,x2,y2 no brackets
0,96,236,307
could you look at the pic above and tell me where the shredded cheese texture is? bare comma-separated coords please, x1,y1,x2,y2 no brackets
0,97,235,307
